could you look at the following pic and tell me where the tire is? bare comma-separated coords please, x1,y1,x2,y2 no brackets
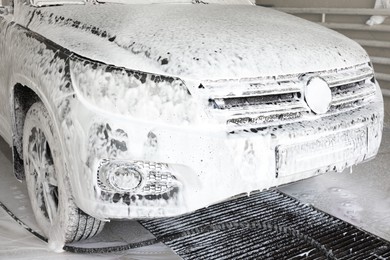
23,102,104,243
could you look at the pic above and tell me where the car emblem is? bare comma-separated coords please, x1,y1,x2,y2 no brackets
305,77,332,114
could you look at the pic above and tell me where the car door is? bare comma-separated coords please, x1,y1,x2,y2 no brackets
0,0,13,144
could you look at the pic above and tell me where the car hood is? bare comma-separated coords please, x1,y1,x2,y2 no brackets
24,4,369,81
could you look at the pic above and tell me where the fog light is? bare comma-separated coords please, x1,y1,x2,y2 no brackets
98,161,144,192
108,167,142,192
97,160,179,195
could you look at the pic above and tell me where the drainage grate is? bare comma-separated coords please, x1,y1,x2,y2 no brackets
140,190,390,259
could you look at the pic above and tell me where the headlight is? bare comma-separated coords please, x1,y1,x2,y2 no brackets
70,55,199,125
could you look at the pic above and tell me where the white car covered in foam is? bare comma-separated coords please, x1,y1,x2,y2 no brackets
0,0,384,244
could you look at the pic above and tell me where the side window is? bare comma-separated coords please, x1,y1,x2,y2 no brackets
0,0,14,15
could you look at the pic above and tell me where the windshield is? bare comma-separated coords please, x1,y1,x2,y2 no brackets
98,0,254,5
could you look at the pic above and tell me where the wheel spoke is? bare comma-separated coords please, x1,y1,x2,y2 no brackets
28,155,41,178
42,183,57,223
46,172,58,186
27,127,58,225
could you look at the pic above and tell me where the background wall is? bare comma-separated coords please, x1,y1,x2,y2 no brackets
255,0,390,91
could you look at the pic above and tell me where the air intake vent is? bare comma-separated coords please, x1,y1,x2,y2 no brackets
210,92,301,110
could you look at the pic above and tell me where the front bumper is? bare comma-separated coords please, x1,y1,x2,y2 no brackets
67,83,383,221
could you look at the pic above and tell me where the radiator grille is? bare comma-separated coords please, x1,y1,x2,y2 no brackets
204,63,376,128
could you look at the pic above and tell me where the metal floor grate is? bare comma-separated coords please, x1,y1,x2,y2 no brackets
140,190,390,259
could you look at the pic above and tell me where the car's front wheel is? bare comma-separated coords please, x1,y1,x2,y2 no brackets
23,102,104,245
